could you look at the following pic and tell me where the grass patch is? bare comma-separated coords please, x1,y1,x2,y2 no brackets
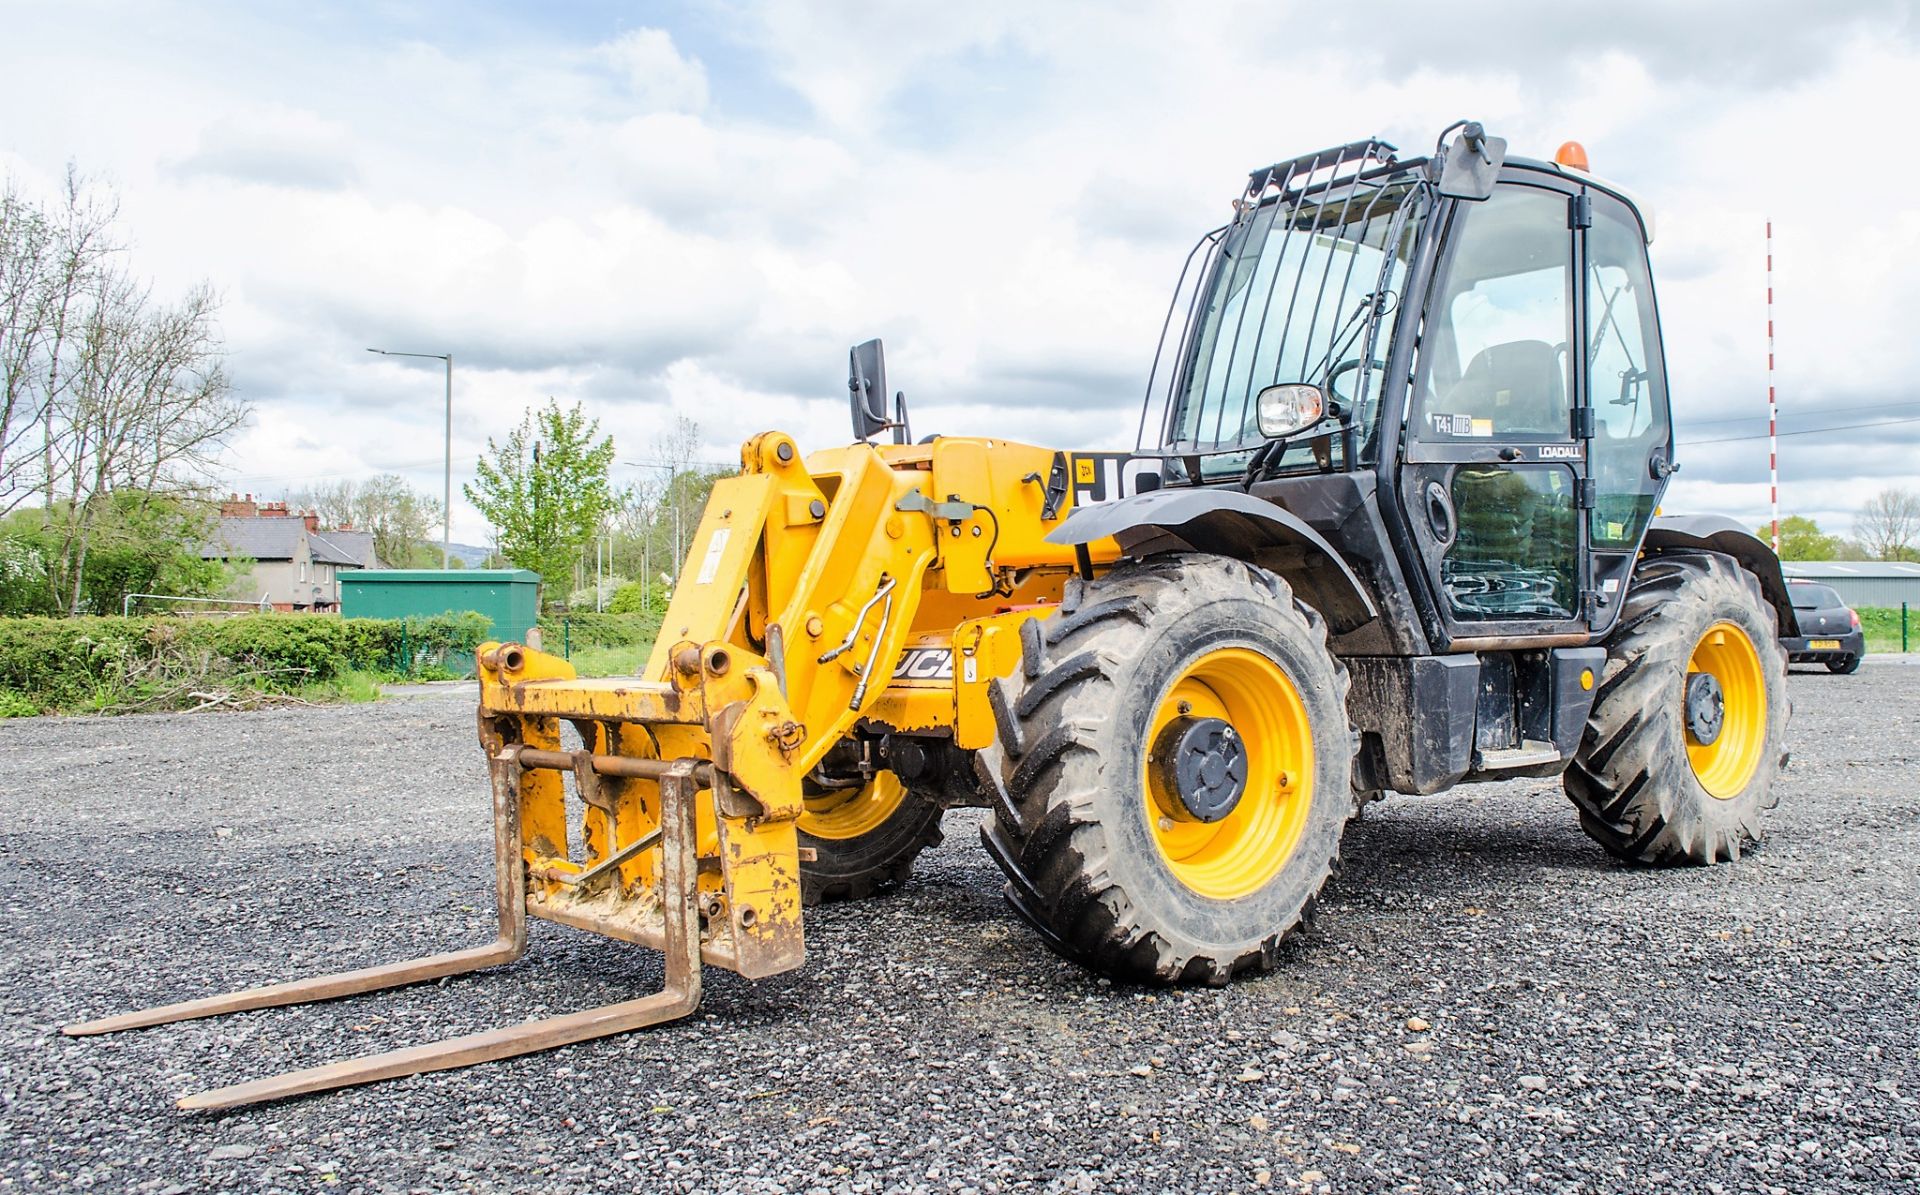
564,641,654,678
301,669,385,704
538,611,660,678
1856,606,1915,654
0,688,39,718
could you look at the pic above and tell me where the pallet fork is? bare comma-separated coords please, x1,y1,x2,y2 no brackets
65,743,710,1111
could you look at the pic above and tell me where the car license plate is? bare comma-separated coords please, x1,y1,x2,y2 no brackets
1810,639,1841,650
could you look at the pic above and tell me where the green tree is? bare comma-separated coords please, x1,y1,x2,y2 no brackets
465,399,617,600
1757,515,1840,561
0,494,237,616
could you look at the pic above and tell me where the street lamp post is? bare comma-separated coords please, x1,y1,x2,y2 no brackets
368,348,453,569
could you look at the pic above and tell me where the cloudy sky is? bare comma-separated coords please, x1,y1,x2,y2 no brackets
4,1,1916,545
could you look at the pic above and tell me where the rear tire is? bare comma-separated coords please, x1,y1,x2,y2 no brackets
798,772,944,905
978,554,1354,984
1566,552,1789,864
1826,655,1860,675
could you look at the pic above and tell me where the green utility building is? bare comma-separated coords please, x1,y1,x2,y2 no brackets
340,569,541,645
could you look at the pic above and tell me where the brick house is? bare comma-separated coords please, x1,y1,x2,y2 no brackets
202,495,382,611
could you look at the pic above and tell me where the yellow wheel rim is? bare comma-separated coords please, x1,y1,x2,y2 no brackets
1685,621,1767,800
801,771,908,840
1141,647,1314,900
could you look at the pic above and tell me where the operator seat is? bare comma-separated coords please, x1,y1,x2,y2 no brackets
1438,339,1565,436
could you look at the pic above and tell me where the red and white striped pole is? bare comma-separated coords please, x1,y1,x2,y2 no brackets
1767,220,1779,553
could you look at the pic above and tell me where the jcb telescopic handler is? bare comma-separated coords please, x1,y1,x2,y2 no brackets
69,122,1793,1109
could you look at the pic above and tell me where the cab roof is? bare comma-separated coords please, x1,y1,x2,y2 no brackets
1503,155,1656,243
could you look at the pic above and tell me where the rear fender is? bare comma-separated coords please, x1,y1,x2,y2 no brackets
1643,515,1799,636
1047,487,1378,634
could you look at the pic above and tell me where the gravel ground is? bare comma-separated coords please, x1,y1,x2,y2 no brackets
1,660,1915,1194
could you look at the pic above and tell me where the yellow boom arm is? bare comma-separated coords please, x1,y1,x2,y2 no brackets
477,431,1110,974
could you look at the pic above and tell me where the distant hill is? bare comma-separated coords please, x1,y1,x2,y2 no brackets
384,542,496,568
446,542,494,568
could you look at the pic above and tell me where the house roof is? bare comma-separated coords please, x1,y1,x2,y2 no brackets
311,528,377,567
201,518,379,568
203,516,301,561
1782,561,1920,579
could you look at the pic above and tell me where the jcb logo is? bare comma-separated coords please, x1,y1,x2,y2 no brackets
1069,453,1163,506
892,647,954,681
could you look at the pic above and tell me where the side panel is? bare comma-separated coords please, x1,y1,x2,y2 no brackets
1348,655,1478,795
862,608,1046,751
1348,647,1603,795
1252,472,1432,656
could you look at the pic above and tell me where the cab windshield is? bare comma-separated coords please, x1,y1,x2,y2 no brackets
1162,176,1427,478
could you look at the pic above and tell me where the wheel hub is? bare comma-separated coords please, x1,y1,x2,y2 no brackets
1684,671,1725,746
1152,716,1248,823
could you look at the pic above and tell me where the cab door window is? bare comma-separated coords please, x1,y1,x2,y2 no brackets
1585,194,1670,549
1415,186,1574,442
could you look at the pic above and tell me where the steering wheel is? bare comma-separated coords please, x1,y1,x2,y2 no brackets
1327,357,1387,408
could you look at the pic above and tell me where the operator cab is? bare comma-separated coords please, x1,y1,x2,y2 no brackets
1141,123,1674,648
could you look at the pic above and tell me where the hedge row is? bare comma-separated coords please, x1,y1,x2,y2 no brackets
0,611,491,713
536,610,663,652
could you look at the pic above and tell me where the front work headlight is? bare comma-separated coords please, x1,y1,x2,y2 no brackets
1255,383,1327,439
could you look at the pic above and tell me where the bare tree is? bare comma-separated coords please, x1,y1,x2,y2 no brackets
0,186,53,505
296,478,359,530
44,277,244,612
611,481,658,583
602,415,726,598
1,172,248,613
1856,487,1920,562
0,168,119,516
291,473,443,567
653,414,707,578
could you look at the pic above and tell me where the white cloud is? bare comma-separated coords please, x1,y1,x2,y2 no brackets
597,27,709,114
169,105,360,190
4,1,1916,547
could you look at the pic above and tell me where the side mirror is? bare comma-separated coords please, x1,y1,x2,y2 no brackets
1436,121,1507,201
848,339,889,442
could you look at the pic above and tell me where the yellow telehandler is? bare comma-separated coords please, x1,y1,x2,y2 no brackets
68,122,1794,1109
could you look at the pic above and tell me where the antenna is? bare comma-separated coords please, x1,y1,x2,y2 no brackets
1766,220,1779,554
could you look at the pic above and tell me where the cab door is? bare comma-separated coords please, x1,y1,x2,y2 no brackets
1398,179,1589,644
1580,187,1673,634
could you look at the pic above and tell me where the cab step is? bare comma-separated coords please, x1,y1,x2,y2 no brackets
1474,740,1563,771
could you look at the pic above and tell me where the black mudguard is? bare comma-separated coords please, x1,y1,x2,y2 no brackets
1049,487,1378,633
1643,514,1799,637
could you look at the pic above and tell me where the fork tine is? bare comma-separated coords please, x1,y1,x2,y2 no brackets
172,759,705,1111
64,749,530,1037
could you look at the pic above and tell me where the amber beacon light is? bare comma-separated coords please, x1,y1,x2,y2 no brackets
1555,140,1590,170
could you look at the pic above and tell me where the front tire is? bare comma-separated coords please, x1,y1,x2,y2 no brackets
1566,552,1789,863
798,771,943,905
978,555,1354,984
